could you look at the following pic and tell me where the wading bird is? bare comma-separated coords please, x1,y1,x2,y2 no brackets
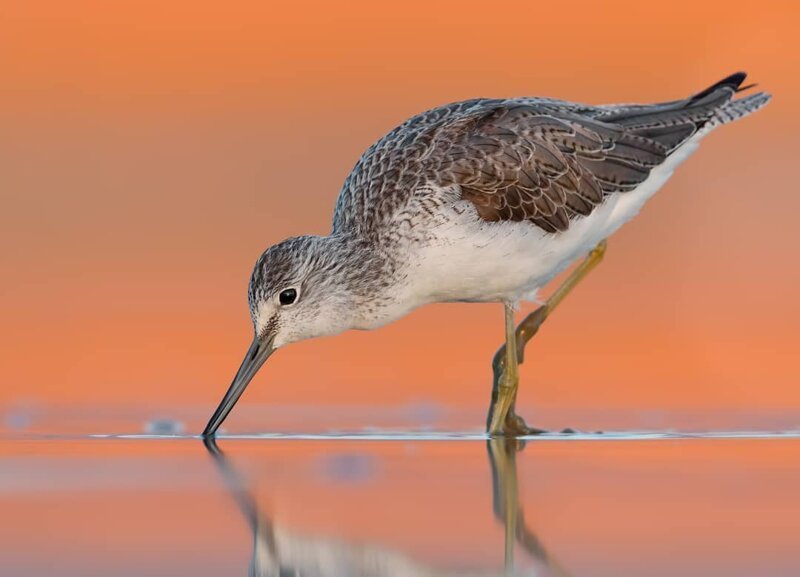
203,72,769,437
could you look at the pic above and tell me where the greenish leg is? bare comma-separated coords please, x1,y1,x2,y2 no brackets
486,240,608,436
487,303,521,436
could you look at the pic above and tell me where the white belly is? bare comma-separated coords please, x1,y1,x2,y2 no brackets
414,135,703,305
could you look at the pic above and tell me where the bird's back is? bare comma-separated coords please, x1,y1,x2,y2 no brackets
332,72,770,238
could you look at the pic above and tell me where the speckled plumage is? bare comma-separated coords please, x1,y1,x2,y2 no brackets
246,72,769,347
333,72,768,235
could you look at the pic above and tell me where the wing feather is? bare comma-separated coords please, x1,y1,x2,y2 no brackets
332,72,766,235
426,73,755,231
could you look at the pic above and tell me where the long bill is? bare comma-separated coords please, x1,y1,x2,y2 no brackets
202,336,274,437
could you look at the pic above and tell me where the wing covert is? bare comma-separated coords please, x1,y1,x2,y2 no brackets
428,104,668,232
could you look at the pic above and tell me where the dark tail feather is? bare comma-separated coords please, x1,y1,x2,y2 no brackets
602,72,761,133
691,71,748,101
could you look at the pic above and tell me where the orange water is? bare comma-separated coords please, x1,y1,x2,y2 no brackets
1,433,798,576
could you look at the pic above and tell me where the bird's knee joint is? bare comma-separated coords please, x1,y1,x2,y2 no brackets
593,240,608,258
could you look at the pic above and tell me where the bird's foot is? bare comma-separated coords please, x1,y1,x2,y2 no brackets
502,412,586,436
502,410,548,437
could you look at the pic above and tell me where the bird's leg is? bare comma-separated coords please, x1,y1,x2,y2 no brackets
487,302,521,436
487,240,608,436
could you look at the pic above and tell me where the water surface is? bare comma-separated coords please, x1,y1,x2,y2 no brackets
1,427,798,576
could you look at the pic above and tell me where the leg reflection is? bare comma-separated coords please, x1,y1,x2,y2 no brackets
488,438,571,576
205,437,570,576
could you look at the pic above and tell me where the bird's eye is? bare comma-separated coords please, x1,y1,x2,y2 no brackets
279,288,297,305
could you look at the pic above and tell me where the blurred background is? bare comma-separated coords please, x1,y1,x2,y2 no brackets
1,0,798,425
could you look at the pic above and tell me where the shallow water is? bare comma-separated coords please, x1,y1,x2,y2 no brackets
1,411,799,576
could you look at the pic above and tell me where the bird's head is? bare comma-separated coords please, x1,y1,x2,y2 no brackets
203,234,357,436
248,235,358,348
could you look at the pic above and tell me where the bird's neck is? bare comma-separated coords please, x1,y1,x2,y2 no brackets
322,233,415,331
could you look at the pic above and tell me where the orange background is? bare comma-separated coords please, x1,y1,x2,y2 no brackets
1,0,798,420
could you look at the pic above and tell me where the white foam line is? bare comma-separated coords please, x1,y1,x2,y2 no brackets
79,430,800,442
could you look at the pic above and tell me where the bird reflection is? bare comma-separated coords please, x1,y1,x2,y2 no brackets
203,437,569,576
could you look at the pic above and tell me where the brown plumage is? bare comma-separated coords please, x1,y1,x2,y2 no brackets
334,72,770,235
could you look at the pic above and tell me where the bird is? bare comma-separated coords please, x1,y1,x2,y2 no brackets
203,71,770,438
